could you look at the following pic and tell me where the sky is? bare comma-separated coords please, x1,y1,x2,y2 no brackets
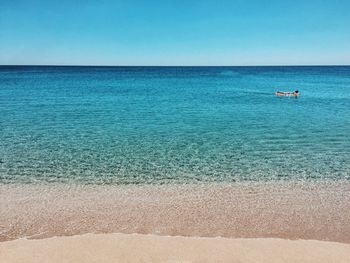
0,0,350,65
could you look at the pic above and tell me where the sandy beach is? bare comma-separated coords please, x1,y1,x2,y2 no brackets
1,181,350,242
1,233,350,263
1,181,350,262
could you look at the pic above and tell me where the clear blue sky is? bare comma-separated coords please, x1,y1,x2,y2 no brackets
1,0,349,65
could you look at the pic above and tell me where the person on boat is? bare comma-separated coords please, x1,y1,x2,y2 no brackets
275,90,299,97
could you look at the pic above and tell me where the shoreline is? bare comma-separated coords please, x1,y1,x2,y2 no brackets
1,180,350,243
1,233,350,263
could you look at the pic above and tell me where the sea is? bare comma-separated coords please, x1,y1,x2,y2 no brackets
1,66,350,184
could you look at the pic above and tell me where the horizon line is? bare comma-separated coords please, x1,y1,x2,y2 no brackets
1,64,350,67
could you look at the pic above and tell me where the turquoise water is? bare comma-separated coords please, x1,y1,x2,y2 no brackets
1,66,349,184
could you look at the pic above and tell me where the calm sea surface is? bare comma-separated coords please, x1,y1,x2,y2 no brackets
1,66,349,184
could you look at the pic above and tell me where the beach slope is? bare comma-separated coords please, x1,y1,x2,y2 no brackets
1,233,350,263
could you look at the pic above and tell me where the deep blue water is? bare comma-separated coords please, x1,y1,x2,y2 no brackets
1,66,350,184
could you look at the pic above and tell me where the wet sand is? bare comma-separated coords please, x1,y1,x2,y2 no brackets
1,233,350,263
1,181,350,243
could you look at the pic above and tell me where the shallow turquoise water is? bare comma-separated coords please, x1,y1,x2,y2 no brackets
1,66,349,184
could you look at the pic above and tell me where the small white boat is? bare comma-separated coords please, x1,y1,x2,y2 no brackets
275,90,299,97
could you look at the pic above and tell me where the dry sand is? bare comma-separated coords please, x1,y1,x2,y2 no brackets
1,181,350,262
1,233,350,263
